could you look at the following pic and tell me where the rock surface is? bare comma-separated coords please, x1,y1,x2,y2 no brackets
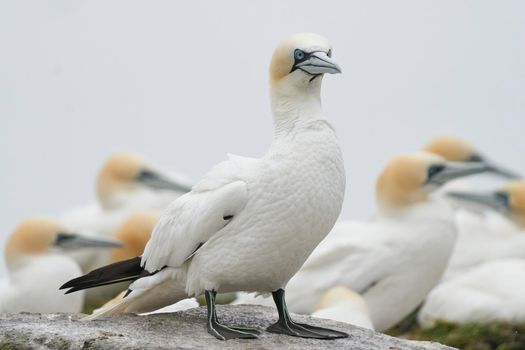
0,305,456,349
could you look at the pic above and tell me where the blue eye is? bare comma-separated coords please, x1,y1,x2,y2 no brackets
294,49,305,60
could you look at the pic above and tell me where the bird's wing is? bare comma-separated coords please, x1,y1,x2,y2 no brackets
141,155,257,272
288,221,402,303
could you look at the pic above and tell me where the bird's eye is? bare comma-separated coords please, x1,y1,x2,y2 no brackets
427,164,446,179
495,191,510,208
294,49,305,60
467,153,484,162
327,49,332,57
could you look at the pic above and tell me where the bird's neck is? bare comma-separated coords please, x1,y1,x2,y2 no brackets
270,82,324,139
378,197,455,224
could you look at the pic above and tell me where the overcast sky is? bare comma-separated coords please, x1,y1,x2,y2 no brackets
1,0,524,277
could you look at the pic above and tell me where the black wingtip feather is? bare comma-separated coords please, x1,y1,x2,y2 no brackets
60,256,143,293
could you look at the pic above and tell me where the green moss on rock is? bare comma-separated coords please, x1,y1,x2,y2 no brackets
389,320,525,350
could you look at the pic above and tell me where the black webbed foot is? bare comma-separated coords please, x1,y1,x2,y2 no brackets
267,320,348,339
266,288,348,340
205,290,259,340
208,322,258,340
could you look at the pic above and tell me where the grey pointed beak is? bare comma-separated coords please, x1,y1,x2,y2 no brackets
467,153,521,179
136,169,192,193
446,191,510,213
295,52,342,75
427,162,490,187
485,162,522,179
54,233,123,250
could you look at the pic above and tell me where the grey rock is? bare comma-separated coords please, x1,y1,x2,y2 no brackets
0,305,456,349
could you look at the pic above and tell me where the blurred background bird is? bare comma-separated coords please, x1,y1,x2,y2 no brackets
418,181,525,326
0,218,121,313
60,153,190,242
59,154,190,273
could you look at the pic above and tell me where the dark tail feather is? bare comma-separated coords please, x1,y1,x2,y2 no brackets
60,256,143,294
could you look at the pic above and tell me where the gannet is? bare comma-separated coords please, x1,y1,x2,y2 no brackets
423,135,520,179
0,218,120,313
423,136,523,280
61,154,190,272
311,287,374,330
235,151,489,331
419,258,525,326
440,181,525,279
61,33,347,340
419,182,525,325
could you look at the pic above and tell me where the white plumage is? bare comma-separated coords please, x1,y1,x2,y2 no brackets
311,286,374,330
79,34,346,337
60,154,191,272
443,210,525,281
1,218,120,313
419,258,525,327
234,152,490,331
0,254,85,313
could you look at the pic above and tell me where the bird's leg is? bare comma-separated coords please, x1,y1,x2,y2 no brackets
266,288,348,339
205,290,259,340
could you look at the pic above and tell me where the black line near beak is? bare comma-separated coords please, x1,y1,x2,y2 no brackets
446,191,510,213
426,162,490,187
54,233,123,250
291,51,341,75
136,169,192,193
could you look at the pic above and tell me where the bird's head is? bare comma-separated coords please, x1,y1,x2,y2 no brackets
97,153,190,209
447,181,525,229
376,152,489,213
111,211,160,262
315,286,367,311
269,33,341,95
423,135,521,179
5,218,121,270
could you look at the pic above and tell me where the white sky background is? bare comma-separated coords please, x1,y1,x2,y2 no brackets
0,1,524,277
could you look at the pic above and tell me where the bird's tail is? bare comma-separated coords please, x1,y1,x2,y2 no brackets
82,291,141,321
60,256,145,294
81,266,189,321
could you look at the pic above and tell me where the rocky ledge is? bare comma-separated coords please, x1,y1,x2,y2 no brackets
0,305,456,349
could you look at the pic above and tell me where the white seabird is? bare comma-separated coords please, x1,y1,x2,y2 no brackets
419,258,525,326
236,151,490,331
423,135,523,280
419,181,525,326
0,218,120,313
61,153,191,272
61,33,347,341
311,286,374,330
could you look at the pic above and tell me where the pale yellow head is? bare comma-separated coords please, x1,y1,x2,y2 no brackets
423,135,478,162
111,212,160,261
5,218,65,267
315,286,365,311
376,152,445,211
96,153,148,209
269,33,340,94
376,151,490,213
5,218,122,270
502,181,525,228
